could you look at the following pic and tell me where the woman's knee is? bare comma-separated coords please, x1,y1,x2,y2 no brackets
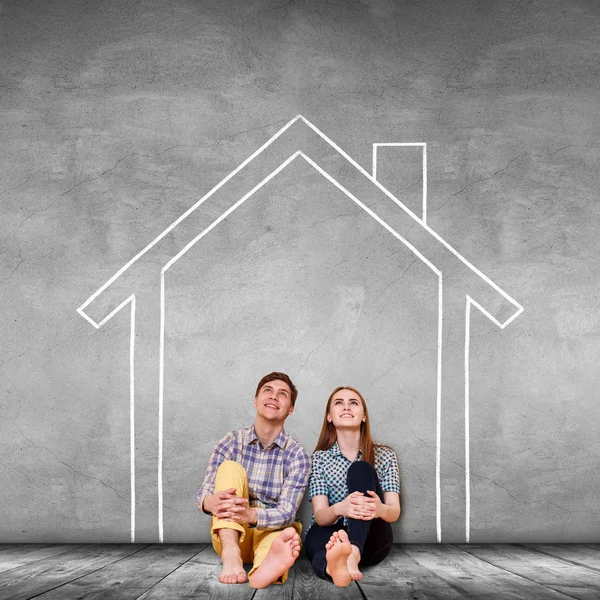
347,460,378,491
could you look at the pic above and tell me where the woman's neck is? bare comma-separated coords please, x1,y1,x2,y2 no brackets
336,429,361,460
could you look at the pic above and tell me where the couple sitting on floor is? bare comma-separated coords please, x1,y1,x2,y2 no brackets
195,371,401,589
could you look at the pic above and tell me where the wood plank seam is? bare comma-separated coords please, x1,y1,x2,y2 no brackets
455,545,582,600
521,545,600,575
131,544,209,600
0,544,95,576
398,546,478,598
22,545,153,600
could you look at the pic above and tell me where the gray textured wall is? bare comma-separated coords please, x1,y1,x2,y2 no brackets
1,0,599,544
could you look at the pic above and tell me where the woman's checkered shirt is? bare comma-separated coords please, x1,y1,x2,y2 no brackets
307,442,400,529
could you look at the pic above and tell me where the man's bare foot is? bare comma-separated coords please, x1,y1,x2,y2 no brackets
325,530,352,587
248,527,301,589
347,544,363,581
219,547,247,584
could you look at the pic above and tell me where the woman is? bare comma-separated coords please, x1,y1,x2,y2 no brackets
304,386,401,587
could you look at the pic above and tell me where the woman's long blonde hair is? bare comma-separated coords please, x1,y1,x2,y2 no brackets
313,386,377,466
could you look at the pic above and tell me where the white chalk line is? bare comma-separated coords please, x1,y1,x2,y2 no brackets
372,143,428,223
436,276,443,543
465,296,471,543
129,295,136,543
158,274,165,543
77,115,524,543
79,115,522,328
157,149,443,542
298,116,523,322
76,116,304,321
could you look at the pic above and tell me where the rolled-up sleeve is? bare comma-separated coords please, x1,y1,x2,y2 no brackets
379,447,401,495
307,451,329,500
254,445,311,529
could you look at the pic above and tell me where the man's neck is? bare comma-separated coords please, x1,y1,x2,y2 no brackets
254,418,284,448
336,429,361,460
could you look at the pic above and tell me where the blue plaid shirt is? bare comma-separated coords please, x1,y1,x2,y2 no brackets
196,425,310,529
307,442,400,530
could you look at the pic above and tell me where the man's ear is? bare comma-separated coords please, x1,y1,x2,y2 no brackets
288,405,295,416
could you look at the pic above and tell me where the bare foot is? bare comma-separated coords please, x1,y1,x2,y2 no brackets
248,527,301,589
325,530,352,587
218,547,247,584
347,544,363,581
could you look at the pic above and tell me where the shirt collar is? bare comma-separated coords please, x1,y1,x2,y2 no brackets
329,441,362,460
247,425,288,450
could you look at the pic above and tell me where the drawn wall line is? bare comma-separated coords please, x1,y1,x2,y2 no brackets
298,116,523,325
157,150,444,541
129,295,136,543
465,295,472,543
77,115,523,543
437,277,443,543
372,142,428,223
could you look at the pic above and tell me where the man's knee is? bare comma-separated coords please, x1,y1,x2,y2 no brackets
214,460,249,500
217,460,246,477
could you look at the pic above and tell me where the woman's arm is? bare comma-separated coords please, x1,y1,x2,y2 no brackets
311,492,365,526
364,490,401,522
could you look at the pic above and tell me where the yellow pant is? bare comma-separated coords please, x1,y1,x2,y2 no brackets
211,460,302,584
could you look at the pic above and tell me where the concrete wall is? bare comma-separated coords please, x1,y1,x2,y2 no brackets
1,0,599,543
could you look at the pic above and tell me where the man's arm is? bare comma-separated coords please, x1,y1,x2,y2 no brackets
250,446,310,529
195,433,234,514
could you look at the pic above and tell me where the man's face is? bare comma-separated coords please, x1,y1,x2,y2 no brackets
254,379,294,423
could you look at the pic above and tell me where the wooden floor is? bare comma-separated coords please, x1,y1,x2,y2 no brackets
1,544,600,599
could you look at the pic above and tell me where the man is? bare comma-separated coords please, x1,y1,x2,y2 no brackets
196,372,311,588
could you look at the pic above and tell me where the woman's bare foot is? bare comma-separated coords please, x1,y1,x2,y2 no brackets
347,544,363,581
219,546,247,584
325,530,352,587
248,527,301,589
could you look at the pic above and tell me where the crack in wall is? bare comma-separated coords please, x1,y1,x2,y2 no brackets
15,426,128,504
432,152,527,214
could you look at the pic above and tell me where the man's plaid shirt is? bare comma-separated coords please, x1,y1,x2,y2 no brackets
196,425,311,529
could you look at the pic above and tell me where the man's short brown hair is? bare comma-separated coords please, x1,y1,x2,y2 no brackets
255,372,298,407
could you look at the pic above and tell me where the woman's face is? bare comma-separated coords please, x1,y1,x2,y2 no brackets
327,388,366,429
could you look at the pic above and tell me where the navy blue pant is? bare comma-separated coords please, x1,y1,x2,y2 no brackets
304,461,394,580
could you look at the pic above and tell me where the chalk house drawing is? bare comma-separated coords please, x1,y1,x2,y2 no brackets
77,115,523,543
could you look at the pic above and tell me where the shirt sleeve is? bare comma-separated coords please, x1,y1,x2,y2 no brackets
254,445,311,529
307,451,329,501
379,447,401,494
195,432,234,513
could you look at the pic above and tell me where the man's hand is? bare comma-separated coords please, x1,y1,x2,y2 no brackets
203,488,257,525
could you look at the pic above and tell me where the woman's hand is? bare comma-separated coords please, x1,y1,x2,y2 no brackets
360,490,385,520
335,491,368,519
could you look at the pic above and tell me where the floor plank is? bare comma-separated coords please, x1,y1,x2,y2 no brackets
0,545,147,600
0,545,87,574
1,544,600,599
253,554,363,600
403,544,574,599
355,545,465,600
136,545,255,600
524,544,600,572
31,544,207,600
460,544,600,600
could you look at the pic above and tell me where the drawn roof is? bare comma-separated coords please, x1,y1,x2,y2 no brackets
78,115,523,328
